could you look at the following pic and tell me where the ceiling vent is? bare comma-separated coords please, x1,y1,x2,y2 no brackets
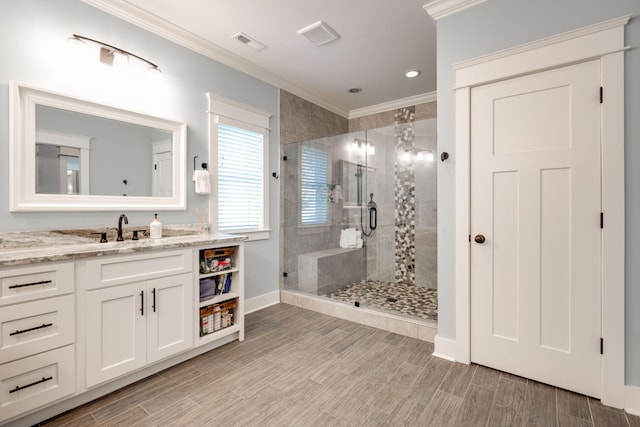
232,32,266,51
297,21,340,47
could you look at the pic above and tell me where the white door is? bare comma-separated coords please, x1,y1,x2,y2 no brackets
470,60,602,397
85,282,147,388
146,273,193,363
152,150,172,197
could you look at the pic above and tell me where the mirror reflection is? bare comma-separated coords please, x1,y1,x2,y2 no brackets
35,105,173,197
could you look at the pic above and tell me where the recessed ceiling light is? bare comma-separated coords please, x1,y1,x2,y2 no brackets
405,70,421,78
348,88,362,93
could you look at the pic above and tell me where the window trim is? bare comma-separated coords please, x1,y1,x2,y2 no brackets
207,93,271,241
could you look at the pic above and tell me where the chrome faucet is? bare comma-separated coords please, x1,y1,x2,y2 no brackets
117,214,129,241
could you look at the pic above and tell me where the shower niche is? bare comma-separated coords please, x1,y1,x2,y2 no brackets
339,160,376,208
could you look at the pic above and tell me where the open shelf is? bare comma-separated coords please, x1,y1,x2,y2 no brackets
198,323,241,344
199,291,239,308
195,243,244,347
199,267,239,279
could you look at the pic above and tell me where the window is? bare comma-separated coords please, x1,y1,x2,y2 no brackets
218,122,264,231
300,145,329,225
208,93,271,240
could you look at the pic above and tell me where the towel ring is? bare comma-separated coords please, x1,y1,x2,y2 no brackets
194,156,208,170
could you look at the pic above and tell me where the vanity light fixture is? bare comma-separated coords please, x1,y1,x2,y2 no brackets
69,34,161,74
404,69,421,78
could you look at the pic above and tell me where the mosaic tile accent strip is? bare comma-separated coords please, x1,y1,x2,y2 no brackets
394,107,416,285
326,280,437,320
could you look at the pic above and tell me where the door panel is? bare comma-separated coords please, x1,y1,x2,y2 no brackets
470,60,602,397
86,282,146,388
147,273,193,363
540,168,571,352
492,171,519,340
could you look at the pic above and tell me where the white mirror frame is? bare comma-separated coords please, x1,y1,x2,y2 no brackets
9,81,187,212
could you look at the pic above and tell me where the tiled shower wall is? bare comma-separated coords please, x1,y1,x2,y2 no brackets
364,117,437,289
394,107,417,284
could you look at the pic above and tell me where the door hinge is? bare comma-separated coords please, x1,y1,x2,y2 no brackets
600,212,604,229
600,338,604,355
600,87,603,104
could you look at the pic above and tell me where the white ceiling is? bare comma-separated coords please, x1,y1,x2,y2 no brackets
85,0,436,118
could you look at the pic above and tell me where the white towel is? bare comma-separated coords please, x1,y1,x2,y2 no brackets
333,184,343,202
340,228,358,248
193,170,211,195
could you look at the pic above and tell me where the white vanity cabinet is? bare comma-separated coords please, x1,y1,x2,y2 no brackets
0,263,76,424
0,235,246,426
84,250,193,388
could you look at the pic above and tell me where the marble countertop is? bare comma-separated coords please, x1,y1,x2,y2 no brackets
0,225,246,267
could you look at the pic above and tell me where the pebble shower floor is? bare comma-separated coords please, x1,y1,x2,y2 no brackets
326,280,437,320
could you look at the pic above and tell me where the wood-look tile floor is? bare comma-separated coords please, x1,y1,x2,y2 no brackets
40,303,640,427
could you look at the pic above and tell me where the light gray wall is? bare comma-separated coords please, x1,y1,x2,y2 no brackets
436,0,640,385
37,106,154,196
0,0,280,302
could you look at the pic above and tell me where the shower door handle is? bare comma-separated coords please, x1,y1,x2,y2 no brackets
474,234,486,244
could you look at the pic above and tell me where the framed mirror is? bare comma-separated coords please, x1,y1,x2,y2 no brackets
9,81,186,211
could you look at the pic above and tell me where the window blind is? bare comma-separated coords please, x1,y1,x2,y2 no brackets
301,145,329,225
218,123,264,231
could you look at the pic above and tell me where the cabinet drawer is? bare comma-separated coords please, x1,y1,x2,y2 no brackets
0,345,75,423
0,295,75,364
0,263,74,307
85,250,192,289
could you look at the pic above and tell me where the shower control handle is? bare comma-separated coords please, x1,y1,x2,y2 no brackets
474,234,486,244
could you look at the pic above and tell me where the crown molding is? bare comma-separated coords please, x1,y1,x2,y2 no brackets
348,91,437,119
422,0,487,21
453,14,632,73
81,0,350,118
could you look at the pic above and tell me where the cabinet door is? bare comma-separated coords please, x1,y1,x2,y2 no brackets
146,273,193,363
86,282,146,388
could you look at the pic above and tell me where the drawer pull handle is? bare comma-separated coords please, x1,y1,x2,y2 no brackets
152,288,156,313
10,376,53,394
10,323,54,336
8,280,53,289
140,290,144,316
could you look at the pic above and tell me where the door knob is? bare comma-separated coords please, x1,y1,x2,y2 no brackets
474,234,486,244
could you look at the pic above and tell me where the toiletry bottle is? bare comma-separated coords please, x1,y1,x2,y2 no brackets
150,213,162,239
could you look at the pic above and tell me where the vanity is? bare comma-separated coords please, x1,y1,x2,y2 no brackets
0,80,247,425
0,230,246,426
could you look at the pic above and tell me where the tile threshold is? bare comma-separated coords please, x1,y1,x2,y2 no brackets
281,289,437,342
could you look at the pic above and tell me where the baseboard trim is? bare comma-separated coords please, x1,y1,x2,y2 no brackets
627,384,640,416
433,335,457,361
244,290,280,314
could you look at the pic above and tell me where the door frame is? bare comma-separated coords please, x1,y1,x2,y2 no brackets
453,15,629,407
